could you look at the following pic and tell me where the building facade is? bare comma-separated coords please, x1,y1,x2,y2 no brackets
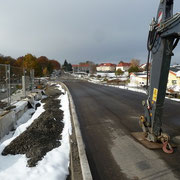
116,62,131,72
72,64,91,73
167,70,180,89
96,63,116,72
129,72,148,87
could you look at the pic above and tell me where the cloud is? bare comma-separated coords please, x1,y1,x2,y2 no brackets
0,0,180,64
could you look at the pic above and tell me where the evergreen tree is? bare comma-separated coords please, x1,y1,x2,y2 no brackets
62,60,72,72
115,69,124,76
128,66,140,74
67,63,72,71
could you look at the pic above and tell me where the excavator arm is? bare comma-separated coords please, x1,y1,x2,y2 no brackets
139,0,180,153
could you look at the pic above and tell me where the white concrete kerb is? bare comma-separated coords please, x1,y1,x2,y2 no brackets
60,82,93,180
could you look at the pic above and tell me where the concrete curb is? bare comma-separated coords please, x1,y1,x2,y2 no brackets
0,90,43,140
60,82,93,180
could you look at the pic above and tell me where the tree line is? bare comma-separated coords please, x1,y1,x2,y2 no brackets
0,54,61,77
115,59,148,76
62,60,72,72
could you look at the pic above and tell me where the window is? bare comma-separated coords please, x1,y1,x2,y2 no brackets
172,80,177,85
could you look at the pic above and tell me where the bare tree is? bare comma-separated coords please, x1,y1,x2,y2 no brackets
130,59,140,67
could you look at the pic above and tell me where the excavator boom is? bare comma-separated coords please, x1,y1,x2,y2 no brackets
134,0,180,153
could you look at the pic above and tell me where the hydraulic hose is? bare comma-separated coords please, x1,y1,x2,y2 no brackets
146,26,158,90
172,38,179,50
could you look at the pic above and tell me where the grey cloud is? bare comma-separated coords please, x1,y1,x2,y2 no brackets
0,0,180,64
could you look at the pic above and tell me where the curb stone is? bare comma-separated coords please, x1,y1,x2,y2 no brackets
59,82,93,180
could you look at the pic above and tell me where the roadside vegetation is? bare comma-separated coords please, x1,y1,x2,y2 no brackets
0,54,61,77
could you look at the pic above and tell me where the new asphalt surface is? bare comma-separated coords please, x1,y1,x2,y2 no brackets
60,75,180,180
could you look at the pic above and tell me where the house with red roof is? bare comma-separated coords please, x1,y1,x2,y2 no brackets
167,69,180,91
139,63,151,71
116,62,131,72
96,63,116,72
129,72,148,87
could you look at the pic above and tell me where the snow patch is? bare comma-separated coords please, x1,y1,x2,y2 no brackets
0,84,72,180
79,74,180,102
13,101,28,113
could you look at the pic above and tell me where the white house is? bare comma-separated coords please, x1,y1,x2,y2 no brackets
129,72,148,87
116,62,131,72
167,65,180,92
139,63,151,71
96,63,116,72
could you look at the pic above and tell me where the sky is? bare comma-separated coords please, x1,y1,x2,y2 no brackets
0,0,180,65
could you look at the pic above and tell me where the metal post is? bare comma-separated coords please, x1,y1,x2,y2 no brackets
8,65,11,105
22,76,26,97
5,65,9,105
30,69,34,92
5,65,11,106
23,67,25,76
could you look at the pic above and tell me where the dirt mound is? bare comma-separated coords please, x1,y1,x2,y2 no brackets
107,79,126,85
2,85,65,167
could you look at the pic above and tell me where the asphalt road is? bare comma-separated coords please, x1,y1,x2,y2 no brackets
61,76,180,180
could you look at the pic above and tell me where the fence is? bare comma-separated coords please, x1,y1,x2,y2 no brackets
0,64,35,109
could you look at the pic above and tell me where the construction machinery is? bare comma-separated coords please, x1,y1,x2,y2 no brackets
133,0,180,153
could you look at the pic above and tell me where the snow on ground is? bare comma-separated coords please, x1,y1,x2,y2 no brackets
2,89,32,104
166,96,180,102
107,82,180,102
0,84,72,180
96,72,116,77
13,100,28,113
75,74,180,102
168,85,180,92
106,84,147,94
86,76,147,94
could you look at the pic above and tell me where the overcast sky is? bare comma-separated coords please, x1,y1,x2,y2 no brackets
0,0,180,65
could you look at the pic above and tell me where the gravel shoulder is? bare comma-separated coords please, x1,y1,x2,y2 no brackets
1,85,64,167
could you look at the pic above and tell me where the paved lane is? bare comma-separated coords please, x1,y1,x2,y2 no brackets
62,78,180,180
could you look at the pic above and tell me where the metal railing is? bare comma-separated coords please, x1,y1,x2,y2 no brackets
0,64,34,109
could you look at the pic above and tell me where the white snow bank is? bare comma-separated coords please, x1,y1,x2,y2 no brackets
104,84,147,94
13,101,28,113
166,97,180,102
96,72,116,77
168,85,180,92
0,84,72,180
2,89,32,105
87,76,180,102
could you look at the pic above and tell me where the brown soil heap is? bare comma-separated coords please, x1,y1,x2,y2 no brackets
2,85,64,167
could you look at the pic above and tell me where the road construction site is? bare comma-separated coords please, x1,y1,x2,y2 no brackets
60,74,180,180
0,73,179,180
